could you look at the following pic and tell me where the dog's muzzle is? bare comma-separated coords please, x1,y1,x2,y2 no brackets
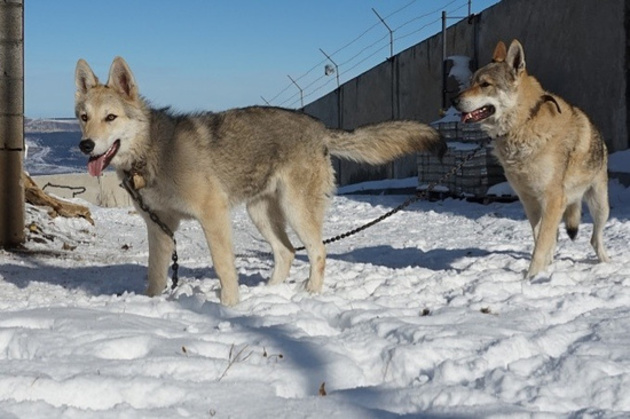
79,139,95,154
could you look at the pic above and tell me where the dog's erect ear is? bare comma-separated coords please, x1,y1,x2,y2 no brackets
492,41,507,63
107,56,138,100
506,39,526,75
75,59,99,95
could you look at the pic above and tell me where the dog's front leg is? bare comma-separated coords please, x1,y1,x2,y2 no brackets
199,204,240,306
526,192,566,279
144,213,180,296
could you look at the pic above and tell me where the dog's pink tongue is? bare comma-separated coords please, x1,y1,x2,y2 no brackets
87,156,106,177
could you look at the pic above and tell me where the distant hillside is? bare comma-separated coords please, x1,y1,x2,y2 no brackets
25,118,80,133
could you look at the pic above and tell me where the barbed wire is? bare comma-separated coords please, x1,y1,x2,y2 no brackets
339,41,390,78
337,33,390,68
393,0,458,33
288,77,336,108
275,1,422,107
266,0,471,109
396,2,469,42
329,0,418,58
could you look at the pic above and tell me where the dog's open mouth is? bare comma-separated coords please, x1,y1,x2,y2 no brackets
461,105,495,123
87,140,120,177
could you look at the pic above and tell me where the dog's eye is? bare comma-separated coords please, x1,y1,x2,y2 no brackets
80,114,88,122
105,114,117,122
480,81,491,88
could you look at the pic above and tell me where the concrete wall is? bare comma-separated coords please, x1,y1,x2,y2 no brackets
305,0,627,186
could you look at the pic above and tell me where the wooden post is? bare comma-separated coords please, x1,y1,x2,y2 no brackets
0,0,25,248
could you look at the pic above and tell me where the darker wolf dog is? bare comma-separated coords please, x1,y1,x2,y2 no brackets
454,39,610,279
74,57,446,305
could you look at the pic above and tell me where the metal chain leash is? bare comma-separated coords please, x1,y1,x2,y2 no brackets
121,173,180,289
119,140,488,280
294,141,489,252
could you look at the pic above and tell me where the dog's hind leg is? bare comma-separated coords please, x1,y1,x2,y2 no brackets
585,173,610,262
247,195,295,285
144,212,180,296
527,192,565,278
281,184,328,294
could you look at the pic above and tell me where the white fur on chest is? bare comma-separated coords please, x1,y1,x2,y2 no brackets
493,136,538,167
493,134,554,195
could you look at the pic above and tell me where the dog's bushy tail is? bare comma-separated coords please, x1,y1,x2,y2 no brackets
325,121,446,164
563,202,581,240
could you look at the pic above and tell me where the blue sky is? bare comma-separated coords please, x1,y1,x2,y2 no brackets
25,0,500,118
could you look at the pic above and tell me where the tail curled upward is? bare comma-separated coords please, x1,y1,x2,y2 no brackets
325,120,446,164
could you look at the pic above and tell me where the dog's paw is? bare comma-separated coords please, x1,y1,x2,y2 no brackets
220,288,240,306
305,280,323,294
524,266,539,280
267,275,285,286
146,283,167,297
597,251,611,263
524,266,554,285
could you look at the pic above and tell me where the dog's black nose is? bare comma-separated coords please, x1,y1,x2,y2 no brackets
451,96,460,108
79,139,95,154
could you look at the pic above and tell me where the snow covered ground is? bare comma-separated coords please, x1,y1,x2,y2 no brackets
1,174,630,418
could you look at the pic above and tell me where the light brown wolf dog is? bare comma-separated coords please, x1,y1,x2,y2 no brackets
454,40,610,279
74,57,446,305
